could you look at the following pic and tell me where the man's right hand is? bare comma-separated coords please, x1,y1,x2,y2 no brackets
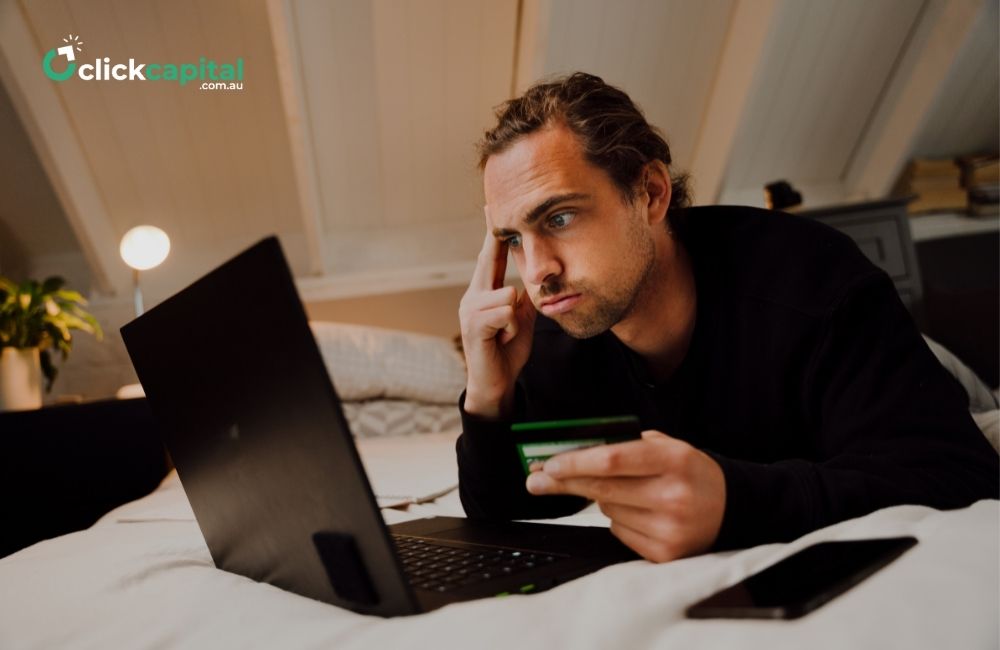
459,229,537,418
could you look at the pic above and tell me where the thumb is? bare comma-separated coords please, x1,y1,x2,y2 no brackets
641,429,668,440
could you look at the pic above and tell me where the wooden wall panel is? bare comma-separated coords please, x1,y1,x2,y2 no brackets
721,0,923,192
524,0,735,169
911,0,999,158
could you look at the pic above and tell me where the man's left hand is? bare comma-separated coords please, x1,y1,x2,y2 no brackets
525,430,726,563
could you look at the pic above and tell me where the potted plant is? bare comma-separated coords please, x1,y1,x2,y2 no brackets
0,276,102,411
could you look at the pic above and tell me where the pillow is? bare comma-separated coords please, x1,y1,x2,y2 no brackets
309,321,466,404
971,410,1000,453
922,335,999,413
341,399,462,437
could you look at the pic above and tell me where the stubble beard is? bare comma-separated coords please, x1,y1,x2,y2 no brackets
544,211,658,339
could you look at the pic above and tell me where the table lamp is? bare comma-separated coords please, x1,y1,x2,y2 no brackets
120,225,170,317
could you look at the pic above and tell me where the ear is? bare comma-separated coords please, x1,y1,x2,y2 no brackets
642,160,671,227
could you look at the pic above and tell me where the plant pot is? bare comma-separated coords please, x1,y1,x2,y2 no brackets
0,347,43,411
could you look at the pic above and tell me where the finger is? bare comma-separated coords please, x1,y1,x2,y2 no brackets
497,311,519,345
475,303,517,340
608,519,677,564
492,239,509,290
468,230,496,290
483,205,509,290
501,288,536,344
469,230,509,292
542,436,675,478
600,502,664,538
462,286,518,313
526,474,656,508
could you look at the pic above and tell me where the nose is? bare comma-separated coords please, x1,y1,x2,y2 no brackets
520,236,562,286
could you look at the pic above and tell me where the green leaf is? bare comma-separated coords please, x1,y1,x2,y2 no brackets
55,289,87,305
81,313,103,340
41,276,66,294
0,276,101,358
49,318,70,341
44,297,60,316
38,328,56,351
49,311,93,335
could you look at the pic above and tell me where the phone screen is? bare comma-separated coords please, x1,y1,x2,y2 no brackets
685,536,918,619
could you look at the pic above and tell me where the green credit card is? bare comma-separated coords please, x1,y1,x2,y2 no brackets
511,415,641,476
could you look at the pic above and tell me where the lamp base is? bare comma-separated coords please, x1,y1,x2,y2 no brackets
116,383,146,399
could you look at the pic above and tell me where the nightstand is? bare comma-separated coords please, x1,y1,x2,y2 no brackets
799,197,925,323
800,199,998,386
0,397,170,558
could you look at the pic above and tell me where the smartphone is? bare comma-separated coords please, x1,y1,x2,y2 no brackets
510,415,641,476
685,536,918,619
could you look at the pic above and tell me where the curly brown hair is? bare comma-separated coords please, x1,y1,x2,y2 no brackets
477,73,692,223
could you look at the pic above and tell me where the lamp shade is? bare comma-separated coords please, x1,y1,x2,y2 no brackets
120,226,170,270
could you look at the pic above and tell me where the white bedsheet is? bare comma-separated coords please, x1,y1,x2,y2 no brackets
1,431,996,650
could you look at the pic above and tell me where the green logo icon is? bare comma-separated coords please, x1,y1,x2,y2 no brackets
42,35,82,82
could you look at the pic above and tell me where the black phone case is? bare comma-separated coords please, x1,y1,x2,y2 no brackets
685,536,918,620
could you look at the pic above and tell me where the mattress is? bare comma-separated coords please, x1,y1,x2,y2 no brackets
0,430,996,649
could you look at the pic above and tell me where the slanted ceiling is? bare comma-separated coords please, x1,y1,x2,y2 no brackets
0,0,995,304
289,0,517,276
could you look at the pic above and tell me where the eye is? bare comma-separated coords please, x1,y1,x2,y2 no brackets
504,234,522,249
547,212,575,229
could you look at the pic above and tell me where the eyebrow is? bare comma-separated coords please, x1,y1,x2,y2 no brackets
491,192,591,238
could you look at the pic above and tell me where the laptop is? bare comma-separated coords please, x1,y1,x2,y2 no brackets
120,236,636,617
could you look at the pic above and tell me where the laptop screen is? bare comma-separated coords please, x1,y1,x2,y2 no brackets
121,236,417,615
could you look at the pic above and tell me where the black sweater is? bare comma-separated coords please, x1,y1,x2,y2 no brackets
455,205,999,551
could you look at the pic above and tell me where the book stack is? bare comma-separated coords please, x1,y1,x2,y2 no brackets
894,158,967,215
959,154,999,217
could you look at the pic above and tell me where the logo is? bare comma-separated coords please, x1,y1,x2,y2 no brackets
42,34,81,82
41,34,245,91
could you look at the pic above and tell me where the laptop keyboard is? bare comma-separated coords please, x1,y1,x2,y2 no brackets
392,534,571,594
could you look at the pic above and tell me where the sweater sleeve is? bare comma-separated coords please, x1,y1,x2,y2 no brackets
455,385,588,521
709,271,999,551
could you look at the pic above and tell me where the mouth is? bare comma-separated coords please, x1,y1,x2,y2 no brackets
539,293,582,316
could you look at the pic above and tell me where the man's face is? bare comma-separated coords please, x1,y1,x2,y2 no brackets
483,123,657,339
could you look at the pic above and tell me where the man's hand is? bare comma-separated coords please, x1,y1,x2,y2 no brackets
459,227,537,418
525,430,726,563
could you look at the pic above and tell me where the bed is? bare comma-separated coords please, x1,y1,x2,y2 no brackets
1,323,996,649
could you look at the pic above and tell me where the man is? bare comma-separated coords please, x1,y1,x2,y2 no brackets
455,72,998,563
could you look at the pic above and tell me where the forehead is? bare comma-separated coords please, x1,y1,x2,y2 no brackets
483,124,604,227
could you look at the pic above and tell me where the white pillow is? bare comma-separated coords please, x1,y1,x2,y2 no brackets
341,399,462,437
971,410,1000,453
309,321,466,404
922,335,998,413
